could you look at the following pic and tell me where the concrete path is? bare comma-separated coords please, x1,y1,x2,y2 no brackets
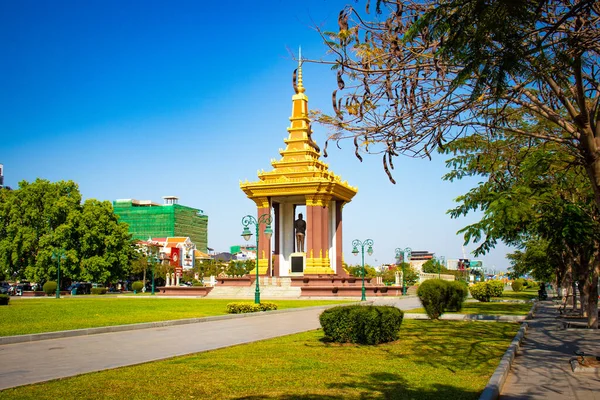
500,300,600,400
0,297,419,390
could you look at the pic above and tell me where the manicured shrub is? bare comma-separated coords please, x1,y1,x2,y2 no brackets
319,305,404,345
43,281,57,296
417,279,449,319
469,281,493,302
131,281,144,292
445,280,468,312
527,280,538,289
192,282,204,287
226,302,279,314
259,302,278,311
0,294,9,305
91,287,107,295
511,279,524,292
488,280,504,297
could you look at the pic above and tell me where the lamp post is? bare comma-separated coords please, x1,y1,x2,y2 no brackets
352,239,374,301
51,249,66,299
241,214,273,304
395,247,411,295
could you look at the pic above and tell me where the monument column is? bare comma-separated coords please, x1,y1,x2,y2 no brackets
273,203,280,276
304,195,333,274
254,197,271,275
335,201,344,275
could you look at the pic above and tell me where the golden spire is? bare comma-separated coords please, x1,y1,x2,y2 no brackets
297,47,305,93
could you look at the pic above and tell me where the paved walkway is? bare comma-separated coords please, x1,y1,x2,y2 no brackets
0,297,421,390
500,300,600,400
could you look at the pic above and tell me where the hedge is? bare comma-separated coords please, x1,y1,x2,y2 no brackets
91,287,107,295
446,280,469,312
319,305,404,345
417,279,448,319
43,281,57,296
131,281,144,292
512,279,524,292
0,294,9,306
226,302,278,314
488,280,504,297
469,282,490,302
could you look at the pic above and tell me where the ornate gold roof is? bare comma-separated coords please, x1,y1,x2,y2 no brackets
240,57,358,204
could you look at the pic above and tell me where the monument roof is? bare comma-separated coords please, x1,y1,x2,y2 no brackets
240,56,357,203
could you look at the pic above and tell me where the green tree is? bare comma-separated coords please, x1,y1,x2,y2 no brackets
401,263,419,287
444,126,599,325
0,179,138,286
0,179,81,282
421,259,445,274
74,199,136,284
346,264,377,279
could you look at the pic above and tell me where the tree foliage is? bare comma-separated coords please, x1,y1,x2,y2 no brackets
421,258,445,274
0,179,137,284
313,0,599,197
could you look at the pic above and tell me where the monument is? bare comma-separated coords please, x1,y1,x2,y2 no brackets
240,57,357,277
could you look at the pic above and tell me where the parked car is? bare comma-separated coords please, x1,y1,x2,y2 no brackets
66,282,92,295
0,282,10,295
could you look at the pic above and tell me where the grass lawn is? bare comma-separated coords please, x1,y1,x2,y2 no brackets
0,319,519,400
494,288,538,301
407,301,533,316
0,298,350,337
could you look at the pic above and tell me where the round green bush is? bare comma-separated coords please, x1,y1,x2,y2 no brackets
469,281,492,302
488,280,504,297
91,287,107,295
417,279,449,319
192,282,204,287
131,281,144,292
445,280,469,312
0,294,10,306
319,305,404,345
511,279,524,292
43,281,57,296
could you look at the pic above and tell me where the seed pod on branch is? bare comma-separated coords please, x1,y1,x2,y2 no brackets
383,154,396,184
292,68,298,94
354,136,363,162
337,70,345,90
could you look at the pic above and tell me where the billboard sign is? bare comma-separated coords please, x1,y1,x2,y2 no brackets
170,248,181,267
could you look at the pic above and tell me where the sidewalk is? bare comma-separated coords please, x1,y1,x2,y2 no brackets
500,300,600,400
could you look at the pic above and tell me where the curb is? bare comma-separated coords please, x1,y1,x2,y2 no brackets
479,301,536,400
0,303,355,346
404,313,527,322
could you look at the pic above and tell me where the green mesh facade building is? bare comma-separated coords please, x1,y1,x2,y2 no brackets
113,197,208,252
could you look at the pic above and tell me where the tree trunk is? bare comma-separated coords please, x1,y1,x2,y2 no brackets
578,279,586,316
584,261,599,329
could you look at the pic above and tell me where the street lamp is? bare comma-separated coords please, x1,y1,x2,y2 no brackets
241,214,273,304
352,239,374,301
51,249,66,299
395,247,411,295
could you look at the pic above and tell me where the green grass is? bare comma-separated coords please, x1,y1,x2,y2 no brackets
0,319,519,399
494,288,538,301
0,298,350,337
407,301,533,316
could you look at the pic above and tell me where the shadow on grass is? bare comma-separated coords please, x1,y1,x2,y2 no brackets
382,320,518,373
234,372,479,400
459,302,532,315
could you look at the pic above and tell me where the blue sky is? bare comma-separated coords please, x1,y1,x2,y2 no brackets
0,0,512,271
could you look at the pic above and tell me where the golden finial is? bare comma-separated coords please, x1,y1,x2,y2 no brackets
297,47,305,93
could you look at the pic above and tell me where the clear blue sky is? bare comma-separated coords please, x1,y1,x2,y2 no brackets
0,0,512,271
